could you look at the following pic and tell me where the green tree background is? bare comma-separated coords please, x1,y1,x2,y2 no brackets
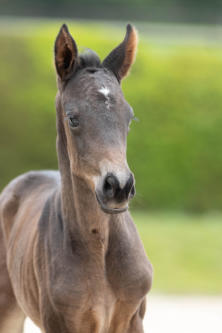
0,20,222,212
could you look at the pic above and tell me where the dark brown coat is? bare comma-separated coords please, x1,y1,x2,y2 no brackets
0,24,152,333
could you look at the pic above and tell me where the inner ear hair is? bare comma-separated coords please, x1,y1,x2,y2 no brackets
119,25,138,79
55,24,78,81
102,24,138,82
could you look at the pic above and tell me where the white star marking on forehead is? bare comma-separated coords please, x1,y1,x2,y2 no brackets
98,86,111,110
98,86,110,97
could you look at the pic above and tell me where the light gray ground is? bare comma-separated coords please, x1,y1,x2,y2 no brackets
24,294,222,333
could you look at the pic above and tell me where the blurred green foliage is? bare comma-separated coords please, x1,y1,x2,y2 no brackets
14,0,222,5
2,0,222,24
1,21,222,212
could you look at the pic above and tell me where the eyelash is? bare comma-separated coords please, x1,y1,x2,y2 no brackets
128,116,138,132
132,116,139,122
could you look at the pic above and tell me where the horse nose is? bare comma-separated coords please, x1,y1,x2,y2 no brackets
103,173,135,203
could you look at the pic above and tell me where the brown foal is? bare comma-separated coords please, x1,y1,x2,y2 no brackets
0,24,152,332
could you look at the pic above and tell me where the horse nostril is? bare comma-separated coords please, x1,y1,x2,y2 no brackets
103,174,118,200
130,184,135,199
102,173,135,204
123,173,134,199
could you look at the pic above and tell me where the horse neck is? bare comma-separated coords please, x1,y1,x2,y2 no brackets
55,97,113,248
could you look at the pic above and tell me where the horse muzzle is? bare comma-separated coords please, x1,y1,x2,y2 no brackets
95,172,135,214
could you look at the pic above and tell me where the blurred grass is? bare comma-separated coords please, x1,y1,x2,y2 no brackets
132,211,222,294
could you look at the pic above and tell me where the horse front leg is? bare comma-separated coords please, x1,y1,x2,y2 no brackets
39,295,68,333
0,228,26,333
127,298,147,333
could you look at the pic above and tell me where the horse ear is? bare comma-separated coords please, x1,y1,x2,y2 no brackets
102,24,138,82
54,24,78,81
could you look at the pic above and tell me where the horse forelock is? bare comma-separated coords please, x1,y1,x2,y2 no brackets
78,49,101,70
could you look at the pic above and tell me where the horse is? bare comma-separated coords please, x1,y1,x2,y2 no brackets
0,23,153,333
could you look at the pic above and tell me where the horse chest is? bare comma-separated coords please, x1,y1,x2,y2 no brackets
49,257,149,333
106,246,152,304
42,218,152,332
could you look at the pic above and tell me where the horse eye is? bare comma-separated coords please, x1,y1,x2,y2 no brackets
69,117,79,128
